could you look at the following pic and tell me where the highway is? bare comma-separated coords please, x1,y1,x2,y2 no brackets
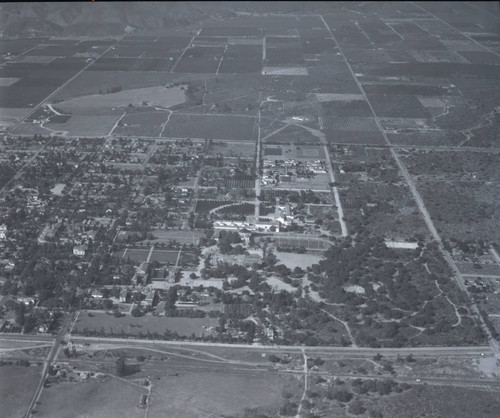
68,335,493,358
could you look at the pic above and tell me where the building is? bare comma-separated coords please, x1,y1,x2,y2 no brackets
119,289,131,303
243,254,263,267
0,224,7,240
73,244,88,257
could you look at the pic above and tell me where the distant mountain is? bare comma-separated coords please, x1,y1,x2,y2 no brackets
0,1,330,38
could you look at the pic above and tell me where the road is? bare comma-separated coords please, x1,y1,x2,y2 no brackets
67,335,492,357
23,313,75,418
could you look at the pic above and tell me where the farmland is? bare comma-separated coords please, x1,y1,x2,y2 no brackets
0,364,43,418
35,375,146,418
161,113,257,141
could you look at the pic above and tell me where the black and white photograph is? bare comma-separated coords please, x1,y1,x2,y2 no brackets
0,1,499,417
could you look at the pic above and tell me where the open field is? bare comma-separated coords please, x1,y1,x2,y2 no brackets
35,375,146,418
112,111,170,137
0,107,30,127
148,370,295,418
53,71,185,100
55,86,186,111
74,312,218,338
0,364,43,418
275,251,323,269
119,248,180,263
365,385,500,418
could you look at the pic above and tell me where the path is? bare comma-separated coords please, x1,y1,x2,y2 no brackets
295,348,308,418
320,308,357,348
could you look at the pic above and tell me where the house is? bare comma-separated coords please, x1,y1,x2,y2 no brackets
265,327,275,340
73,244,88,257
143,289,158,307
119,289,131,303
0,224,7,240
90,289,103,299
243,254,263,267
137,262,150,276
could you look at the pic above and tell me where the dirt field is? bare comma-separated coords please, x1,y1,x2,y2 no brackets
0,364,42,418
262,66,308,76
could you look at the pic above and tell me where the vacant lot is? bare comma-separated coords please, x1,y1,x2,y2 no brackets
0,364,42,418
74,313,218,338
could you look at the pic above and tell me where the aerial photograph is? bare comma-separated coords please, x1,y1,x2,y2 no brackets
0,1,499,417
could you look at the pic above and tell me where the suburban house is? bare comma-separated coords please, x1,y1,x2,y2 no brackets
0,224,7,240
73,244,88,257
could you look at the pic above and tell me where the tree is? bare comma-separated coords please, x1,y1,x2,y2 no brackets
15,303,26,326
348,400,366,415
116,355,126,376
24,316,36,333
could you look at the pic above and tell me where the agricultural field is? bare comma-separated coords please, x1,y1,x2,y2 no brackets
0,364,43,418
54,85,186,111
35,374,146,418
161,113,257,141
112,110,170,137
331,146,431,240
399,150,500,242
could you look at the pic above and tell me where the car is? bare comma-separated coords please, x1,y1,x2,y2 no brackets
416,379,421,382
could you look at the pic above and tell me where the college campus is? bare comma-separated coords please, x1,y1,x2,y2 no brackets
1,2,500,417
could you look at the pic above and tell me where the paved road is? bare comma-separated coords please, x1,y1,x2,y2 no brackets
69,335,492,357
23,313,75,418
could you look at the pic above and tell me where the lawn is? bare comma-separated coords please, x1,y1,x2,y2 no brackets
275,251,323,269
119,248,180,263
74,312,218,338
